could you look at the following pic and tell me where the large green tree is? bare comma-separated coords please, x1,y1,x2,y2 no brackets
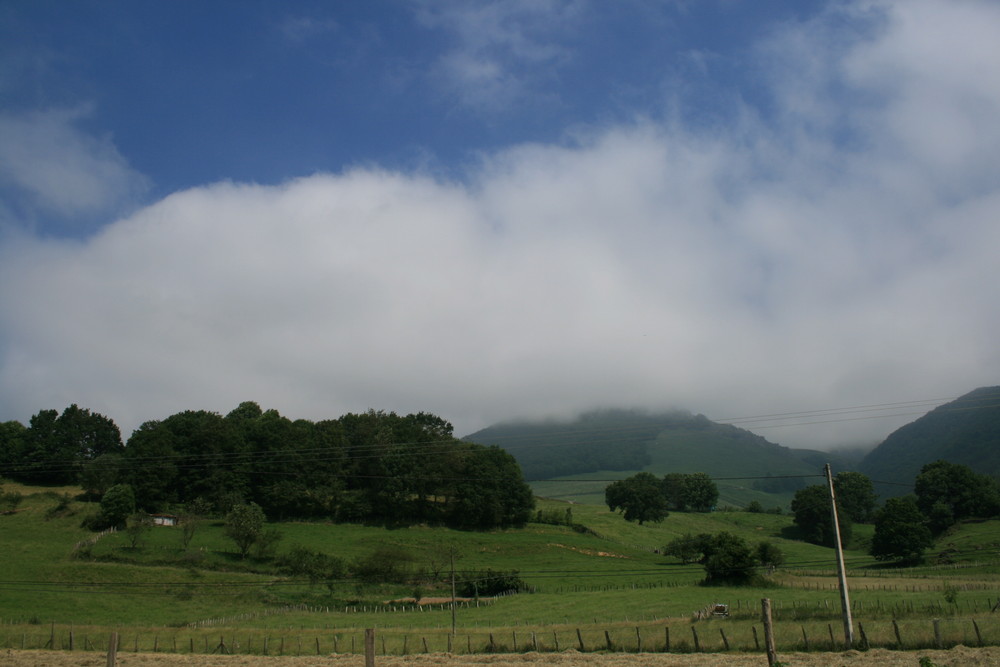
914,460,1000,534
791,484,852,547
833,471,877,523
682,472,719,512
606,472,668,524
446,446,535,529
661,472,718,512
871,496,934,563
700,532,760,585
15,405,122,484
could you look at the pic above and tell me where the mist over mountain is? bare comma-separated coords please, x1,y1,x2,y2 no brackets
463,408,831,489
859,386,1000,495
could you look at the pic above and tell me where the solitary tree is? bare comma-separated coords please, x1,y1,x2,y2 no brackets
701,532,760,585
663,533,710,564
99,483,136,529
755,541,785,570
871,496,934,564
124,512,152,549
682,472,719,512
225,502,266,558
605,472,668,524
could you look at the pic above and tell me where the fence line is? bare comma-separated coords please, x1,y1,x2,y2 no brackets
5,617,998,656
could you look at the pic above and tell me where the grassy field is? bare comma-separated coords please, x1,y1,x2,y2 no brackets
2,483,1000,658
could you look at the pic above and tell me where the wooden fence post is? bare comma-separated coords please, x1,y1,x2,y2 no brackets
604,629,613,651
720,628,730,651
691,626,700,652
106,632,118,667
892,619,902,648
933,619,942,649
576,628,585,652
752,625,760,650
762,598,778,667
635,626,642,652
858,623,869,650
364,629,375,667
664,626,670,652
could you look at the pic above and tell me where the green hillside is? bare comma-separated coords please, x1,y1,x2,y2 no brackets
0,483,863,626
466,409,830,507
4,481,1000,657
859,386,1000,495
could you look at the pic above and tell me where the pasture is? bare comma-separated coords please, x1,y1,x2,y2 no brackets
2,484,1000,662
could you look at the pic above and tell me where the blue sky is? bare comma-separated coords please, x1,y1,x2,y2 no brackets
2,0,999,448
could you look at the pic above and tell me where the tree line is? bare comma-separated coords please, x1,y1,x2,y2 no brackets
604,471,719,524
789,462,1000,564
0,402,535,530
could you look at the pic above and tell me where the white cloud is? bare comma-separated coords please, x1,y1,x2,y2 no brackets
1,0,999,449
415,0,582,111
0,107,148,223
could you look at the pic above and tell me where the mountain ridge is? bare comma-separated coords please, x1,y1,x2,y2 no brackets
858,386,1000,495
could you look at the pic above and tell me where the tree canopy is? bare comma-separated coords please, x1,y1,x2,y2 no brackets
791,484,852,547
833,471,877,523
870,496,934,564
913,460,1000,534
3,402,535,531
2,405,122,485
605,472,668,524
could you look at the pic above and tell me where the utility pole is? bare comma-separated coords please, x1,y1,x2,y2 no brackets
825,463,854,648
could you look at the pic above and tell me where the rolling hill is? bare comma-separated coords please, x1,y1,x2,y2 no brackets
463,409,846,507
859,386,1000,495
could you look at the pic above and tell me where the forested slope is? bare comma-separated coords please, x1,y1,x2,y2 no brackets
859,386,1000,494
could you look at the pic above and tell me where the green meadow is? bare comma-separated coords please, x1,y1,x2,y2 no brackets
2,483,999,654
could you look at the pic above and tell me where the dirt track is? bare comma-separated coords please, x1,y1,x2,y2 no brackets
3,646,999,666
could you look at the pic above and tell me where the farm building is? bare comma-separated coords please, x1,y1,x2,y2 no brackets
149,513,178,527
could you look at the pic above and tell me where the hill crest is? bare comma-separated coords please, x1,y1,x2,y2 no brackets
858,386,1000,494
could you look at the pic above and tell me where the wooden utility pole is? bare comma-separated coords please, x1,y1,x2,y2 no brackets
825,463,854,648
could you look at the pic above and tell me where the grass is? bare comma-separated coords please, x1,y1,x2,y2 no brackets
3,482,1000,658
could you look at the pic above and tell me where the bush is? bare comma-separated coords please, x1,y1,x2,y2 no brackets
701,533,758,585
351,545,414,584
100,484,135,529
458,569,524,597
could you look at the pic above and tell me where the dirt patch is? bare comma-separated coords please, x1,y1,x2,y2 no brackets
548,543,629,558
4,646,1000,666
